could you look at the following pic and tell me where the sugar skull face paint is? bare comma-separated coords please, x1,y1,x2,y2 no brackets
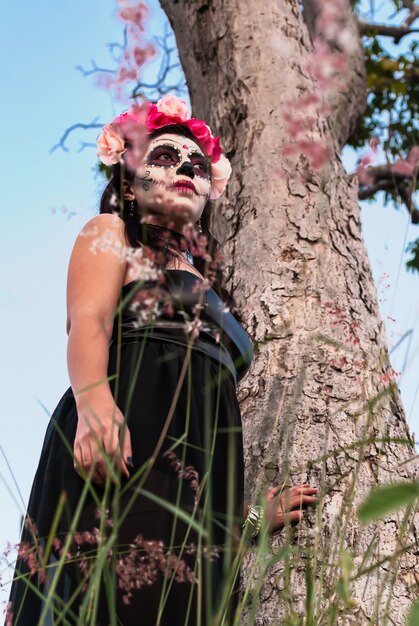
132,133,211,231
145,142,211,181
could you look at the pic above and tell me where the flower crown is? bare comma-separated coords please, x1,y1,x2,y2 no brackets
97,95,232,200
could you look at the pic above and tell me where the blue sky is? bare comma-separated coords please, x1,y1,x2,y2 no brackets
1,0,418,602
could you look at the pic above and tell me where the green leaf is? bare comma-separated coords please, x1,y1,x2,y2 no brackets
406,238,419,274
358,482,419,523
408,600,419,626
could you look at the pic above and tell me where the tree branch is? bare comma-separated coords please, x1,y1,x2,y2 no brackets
52,23,185,156
357,18,419,43
356,163,419,224
401,1,419,28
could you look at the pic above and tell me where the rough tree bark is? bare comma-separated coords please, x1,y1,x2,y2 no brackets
159,0,418,623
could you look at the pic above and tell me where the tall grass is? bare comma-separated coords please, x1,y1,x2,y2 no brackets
1,238,418,625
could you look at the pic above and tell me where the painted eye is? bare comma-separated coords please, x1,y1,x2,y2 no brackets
190,156,210,179
146,145,181,167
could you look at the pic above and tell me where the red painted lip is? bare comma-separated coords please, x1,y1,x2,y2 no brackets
172,180,197,194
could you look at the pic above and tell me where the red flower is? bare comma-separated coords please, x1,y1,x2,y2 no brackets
145,107,222,163
146,105,187,131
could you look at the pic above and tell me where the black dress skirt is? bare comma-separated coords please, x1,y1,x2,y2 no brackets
7,269,253,626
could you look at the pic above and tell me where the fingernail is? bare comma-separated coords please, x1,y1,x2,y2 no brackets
126,456,134,467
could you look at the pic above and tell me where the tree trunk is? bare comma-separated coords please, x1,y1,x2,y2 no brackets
159,0,419,623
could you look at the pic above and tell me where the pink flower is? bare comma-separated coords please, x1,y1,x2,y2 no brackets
282,111,306,139
392,159,415,177
356,164,374,186
146,103,223,164
295,92,323,109
184,119,221,162
133,43,156,67
155,94,189,121
146,106,185,129
118,2,149,26
360,154,373,167
369,137,380,153
297,139,331,170
97,124,126,166
99,103,149,168
210,154,232,199
113,102,150,131
183,118,209,144
96,95,232,196
408,145,419,166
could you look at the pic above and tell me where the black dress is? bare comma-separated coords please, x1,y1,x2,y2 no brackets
7,269,253,626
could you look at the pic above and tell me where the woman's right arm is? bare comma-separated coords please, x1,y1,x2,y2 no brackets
66,213,132,486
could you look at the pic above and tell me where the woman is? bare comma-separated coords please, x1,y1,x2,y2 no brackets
7,95,317,626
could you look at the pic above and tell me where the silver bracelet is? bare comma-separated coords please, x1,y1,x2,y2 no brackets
242,504,264,539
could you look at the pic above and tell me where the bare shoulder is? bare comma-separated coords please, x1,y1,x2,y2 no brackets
78,212,129,246
66,213,129,337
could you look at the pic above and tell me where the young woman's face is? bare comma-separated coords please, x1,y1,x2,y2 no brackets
132,132,211,230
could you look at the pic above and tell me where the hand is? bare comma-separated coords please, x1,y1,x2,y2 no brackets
73,394,133,486
263,483,318,533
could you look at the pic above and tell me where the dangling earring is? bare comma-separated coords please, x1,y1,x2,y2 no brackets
129,200,135,218
196,218,203,234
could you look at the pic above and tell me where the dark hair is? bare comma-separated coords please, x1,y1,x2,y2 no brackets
99,124,240,318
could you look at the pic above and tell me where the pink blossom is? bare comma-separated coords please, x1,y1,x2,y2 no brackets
282,111,306,138
184,119,221,162
361,154,373,167
295,91,323,109
282,143,299,159
118,2,149,27
102,103,150,168
408,145,419,166
356,165,374,186
97,124,126,166
17,540,45,579
163,450,201,502
122,44,156,70
380,369,400,386
114,533,197,605
97,94,232,196
146,106,186,131
392,159,415,177
145,102,223,165
119,66,138,82
155,94,189,121
369,137,380,153
133,43,155,67
297,139,331,170
307,38,349,91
